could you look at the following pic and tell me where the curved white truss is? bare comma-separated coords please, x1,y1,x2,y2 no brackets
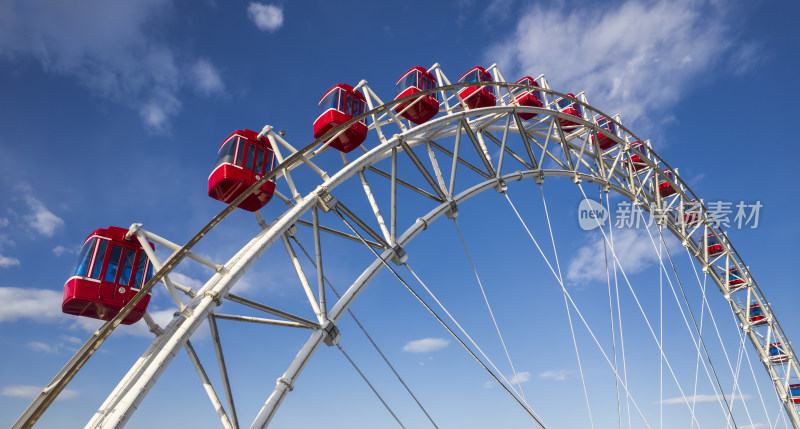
13,64,800,429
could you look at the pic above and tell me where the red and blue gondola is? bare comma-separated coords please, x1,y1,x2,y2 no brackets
62,226,154,325
313,84,368,153
748,303,767,326
512,76,543,120
394,67,439,125
555,93,583,130
592,116,618,150
624,142,649,171
658,169,677,198
457,66,496,110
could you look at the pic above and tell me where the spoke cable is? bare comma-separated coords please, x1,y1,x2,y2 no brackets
452,218,530,404
534,186,595,428
331,206,548,428
575,183,706,428
503,188,652,427
603,192,633,429
336,343,407,429
600,189,624,429
290,236,440,428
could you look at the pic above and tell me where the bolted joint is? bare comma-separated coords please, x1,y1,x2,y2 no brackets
494,178,507,194
533,169,545,185
276,377,294,392
125,223,144,241
391,244,408,266
286,223,299,238
322,320,341,346
572,173,582,184
445,200,458,219
204,290,223,306
316,187,338,212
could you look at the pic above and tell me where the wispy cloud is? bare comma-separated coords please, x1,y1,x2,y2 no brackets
52,245,76,257
402,338,450,353
0,254,21,268
0,0,226,132
0,287,63,322
509,371,531,384
247,3,284,32
538,369,571,381
28,341,59,353
660,394,751,405
486,0,755,131
1,385,79,401
22,195,64,237
566,228,678,285
191,59,225,96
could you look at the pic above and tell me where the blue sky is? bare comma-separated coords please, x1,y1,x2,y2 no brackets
1,0,799,428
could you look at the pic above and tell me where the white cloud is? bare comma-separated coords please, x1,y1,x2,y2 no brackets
660,394,751,405
191,59,225,96
0,287,63,322
402,337,450,353
0,254,21,268
61,335,82,344
23,195,64,237
566,228,678,285
538,369,571,381
1,385,78,401
0,0,225,132
0,218,9,227
28,341,58,353
52,245,73,257
487,0,751,131
247,3,284,32
508,371,531,384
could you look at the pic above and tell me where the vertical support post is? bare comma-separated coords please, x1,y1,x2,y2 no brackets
390,147,398,245
184,339,234,429
313,206,326,320
448,123,463,197
208,314,239,429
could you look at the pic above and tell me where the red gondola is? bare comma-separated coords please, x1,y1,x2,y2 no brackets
555,93,583,130
592,116,618,150
727,267,745,289
707,234,724,257
624,142,649,171
512,76,543,120
62,226,154,325
768,342,789,363
683,200,701,227
313,84,368,153
208,129,277,212
395,67,439,125
658,169,677,198
457,66,496,109
790,384,800,404
748,303,767,326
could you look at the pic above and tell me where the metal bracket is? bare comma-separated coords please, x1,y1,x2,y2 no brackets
494,178,507,193
391,244,408,265
533,170,545,185
277,377,294,392
286,223,299,238
205,290,223,307
446,199,458,219
316,187,338,212
321,320,341,346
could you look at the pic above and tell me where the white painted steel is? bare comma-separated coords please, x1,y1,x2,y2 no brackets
15,64,797,429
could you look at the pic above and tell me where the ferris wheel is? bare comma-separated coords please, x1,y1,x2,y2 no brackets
11,63,800,429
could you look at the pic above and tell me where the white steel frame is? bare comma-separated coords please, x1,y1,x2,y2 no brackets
12,64,800,429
